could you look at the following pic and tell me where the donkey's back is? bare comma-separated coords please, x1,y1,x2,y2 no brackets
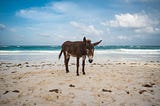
61,41,85,57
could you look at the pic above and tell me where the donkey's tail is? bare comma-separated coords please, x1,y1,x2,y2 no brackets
58,50,63,59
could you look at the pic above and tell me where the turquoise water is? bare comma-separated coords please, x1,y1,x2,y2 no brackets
0,45,160,51
0,46,160,62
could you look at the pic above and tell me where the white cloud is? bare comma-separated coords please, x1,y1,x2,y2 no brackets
134,27,154,33
26,26,38,30
16,1,78,21
9,28,17,32
16,1,101,24
70,21,103,36
51,2,77,13
117,35,128,40
16,8,56,21
104,13,153,28
0,24,6,30
0,24,17,32
102,13,160,34
15,1,105,38
38,33,51,37
124,0,159,3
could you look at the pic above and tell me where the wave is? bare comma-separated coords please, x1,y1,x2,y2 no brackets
95,45,160,50
1,45,160,51
95,49,160,55
1,49,160,55
0,50,60,55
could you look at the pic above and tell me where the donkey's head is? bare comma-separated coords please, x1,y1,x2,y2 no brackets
83,37,102,63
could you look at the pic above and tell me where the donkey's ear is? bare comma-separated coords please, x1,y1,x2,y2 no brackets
93,40,102,46
83,37,87,45
83,37,86,42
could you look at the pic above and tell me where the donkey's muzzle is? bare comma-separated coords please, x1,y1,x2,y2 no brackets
89,59,93,63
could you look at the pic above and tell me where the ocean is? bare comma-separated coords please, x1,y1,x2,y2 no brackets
0,46,160,62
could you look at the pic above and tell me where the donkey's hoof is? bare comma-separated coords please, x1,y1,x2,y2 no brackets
66,71,69,73
83,72,85,75
77,74,79,76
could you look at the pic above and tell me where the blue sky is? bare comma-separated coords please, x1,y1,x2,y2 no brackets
0,0,160,45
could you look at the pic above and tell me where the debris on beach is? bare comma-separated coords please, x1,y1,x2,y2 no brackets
26,65,29,67
69,84,75,87
49,89,59,93
149,82,155,86
12,90,20,93
139,90,147,94
17,64,22,67
126,91,130,94
24,62,29,64
139,89,154,95
92,63,97,65
142,83,155,88
102,89,112,92
71,63,75,65
3,91,9,95
142,84,152,87
11,71,17,73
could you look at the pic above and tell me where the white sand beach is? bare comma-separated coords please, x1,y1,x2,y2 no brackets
1,0,160,105
0,59,160,106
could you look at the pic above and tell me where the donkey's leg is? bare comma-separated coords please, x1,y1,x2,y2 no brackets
66,55,70,72
82,56,86,75
64,52,69,73
76,57,80,76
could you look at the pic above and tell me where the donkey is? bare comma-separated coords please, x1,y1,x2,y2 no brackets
59,37,102,76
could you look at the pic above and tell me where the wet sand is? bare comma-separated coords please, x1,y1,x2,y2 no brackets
0,61,160,106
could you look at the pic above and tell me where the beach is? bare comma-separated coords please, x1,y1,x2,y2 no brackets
0,47,160,106
1,0,160,105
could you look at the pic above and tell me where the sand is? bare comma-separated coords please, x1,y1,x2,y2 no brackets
0,60,160,106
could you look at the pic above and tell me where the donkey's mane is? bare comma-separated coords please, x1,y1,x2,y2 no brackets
86,39,91,43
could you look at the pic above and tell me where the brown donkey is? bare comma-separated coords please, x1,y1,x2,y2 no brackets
59,37,102,76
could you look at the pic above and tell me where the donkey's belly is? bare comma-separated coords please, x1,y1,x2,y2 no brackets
67,51,83,58
69,53,77,57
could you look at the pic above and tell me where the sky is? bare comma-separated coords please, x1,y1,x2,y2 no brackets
0,0,160,46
